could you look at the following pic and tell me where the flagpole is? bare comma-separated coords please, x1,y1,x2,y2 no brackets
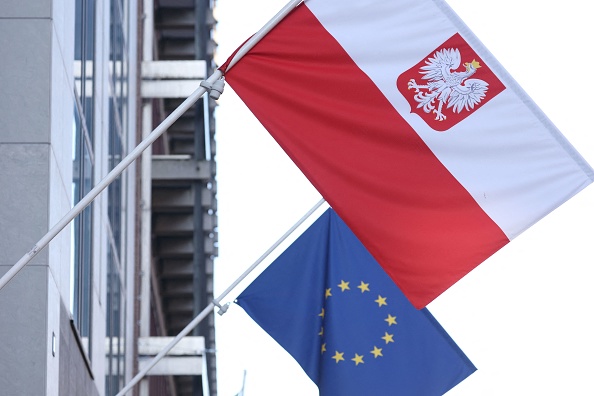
0,0,306,293
115,198,325,396
225,0,304,71
0,70,223,292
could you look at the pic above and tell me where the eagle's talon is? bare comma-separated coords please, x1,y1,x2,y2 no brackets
432,110,446,121
407,79,421,92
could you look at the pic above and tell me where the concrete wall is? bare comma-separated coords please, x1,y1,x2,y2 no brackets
0,0,93,394
0,0,140,391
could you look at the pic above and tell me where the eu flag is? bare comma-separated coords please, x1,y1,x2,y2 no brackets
236,209,476,395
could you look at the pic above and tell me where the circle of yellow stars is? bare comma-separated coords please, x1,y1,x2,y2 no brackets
318,279,398,367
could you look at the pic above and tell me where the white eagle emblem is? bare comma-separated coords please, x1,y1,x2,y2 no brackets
407,48,489,122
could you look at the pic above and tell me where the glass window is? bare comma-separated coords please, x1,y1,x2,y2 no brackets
105,0,130,393
71,0,96,357
105,241,126,394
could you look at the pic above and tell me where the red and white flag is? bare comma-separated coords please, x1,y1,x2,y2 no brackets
221,0,594,308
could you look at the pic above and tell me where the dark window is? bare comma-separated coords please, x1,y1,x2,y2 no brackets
72,0,96,358
105,0,130,393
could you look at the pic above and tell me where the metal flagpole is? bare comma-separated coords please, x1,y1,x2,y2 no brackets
223,0,303,71
0,70,222,291
115,198,325,396
0,0,305,292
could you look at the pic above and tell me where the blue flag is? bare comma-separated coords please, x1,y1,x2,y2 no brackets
236,209,476,395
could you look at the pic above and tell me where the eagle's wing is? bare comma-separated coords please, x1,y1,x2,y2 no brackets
447,79,489,113
419,48,461,82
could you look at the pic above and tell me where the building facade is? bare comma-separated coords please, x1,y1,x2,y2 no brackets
0,0,217,393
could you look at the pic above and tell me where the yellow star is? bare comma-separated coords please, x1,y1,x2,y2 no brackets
325,288,332,299
382,332,395,344
385,314,397,326
318,308,325,319
357,281,370,293
375,295,387,307
319,326,324,336
351,353,364,366
338,280,350,292
370,346,383,358
321,343,327,354
332,351,345,363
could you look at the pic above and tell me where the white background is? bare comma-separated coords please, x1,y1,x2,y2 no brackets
212,1,594,395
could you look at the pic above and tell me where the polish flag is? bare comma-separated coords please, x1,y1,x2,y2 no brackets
220,0,593,308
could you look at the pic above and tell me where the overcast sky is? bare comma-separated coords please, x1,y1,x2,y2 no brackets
211,1,594,395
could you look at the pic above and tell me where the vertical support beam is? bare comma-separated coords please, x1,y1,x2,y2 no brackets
127,0,142,388
139,0,154,394
192,182,205,326
194,2,209,394
139,103,152,337
139,101,153,396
